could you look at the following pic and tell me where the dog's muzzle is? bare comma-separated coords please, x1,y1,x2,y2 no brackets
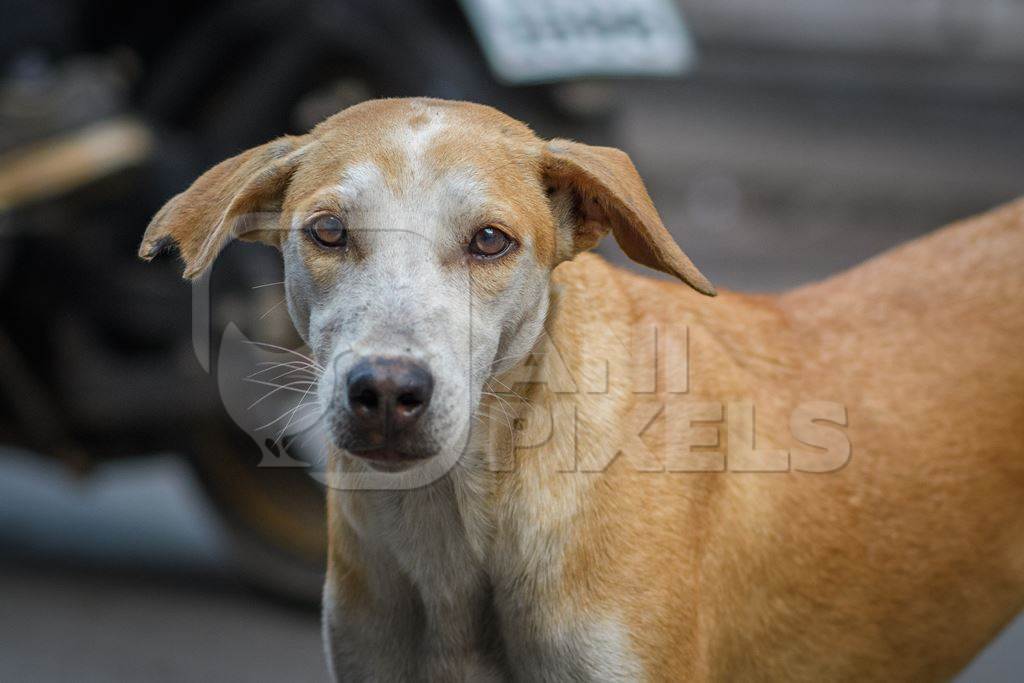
335,355,435,463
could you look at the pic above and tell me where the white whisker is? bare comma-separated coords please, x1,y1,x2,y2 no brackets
244,340,324,370
259,297,288,321
275,377,322,445
256,400,323,432
246,378,319,409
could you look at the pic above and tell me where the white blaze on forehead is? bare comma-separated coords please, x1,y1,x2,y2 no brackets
397,108,490,225
325,112,491,247
396,105,447,156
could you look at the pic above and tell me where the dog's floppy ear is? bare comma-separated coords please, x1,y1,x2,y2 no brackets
542,139,715,296
138,135,308,279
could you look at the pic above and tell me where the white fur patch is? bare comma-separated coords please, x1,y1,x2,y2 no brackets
578,616,644,680
392,104,447,166
337,160,386,200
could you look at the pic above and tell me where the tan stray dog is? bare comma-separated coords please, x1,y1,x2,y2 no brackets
140,98,1024,681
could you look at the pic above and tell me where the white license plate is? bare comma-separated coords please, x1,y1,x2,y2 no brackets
459,0,695,84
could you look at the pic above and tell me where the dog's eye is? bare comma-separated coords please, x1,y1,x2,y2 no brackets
468,226,513,258
306,214,347,248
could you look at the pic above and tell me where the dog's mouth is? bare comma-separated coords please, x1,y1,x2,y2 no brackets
348,448,429,462
346,448,434,472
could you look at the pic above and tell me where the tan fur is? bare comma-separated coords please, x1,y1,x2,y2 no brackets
141,98,1024,681
500,201,1024,680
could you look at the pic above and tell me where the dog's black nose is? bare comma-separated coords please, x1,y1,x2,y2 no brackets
345,356,433,440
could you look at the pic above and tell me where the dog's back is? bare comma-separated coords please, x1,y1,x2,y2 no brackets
746,199,1024,679
781,198,1024,486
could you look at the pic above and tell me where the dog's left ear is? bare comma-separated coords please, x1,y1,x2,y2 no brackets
138,135,308,279
542,139,715,296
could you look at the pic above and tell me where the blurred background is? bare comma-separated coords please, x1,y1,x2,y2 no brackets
1,0,1022,680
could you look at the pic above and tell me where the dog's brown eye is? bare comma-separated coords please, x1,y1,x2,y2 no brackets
306,214,347,248
469,226,513,258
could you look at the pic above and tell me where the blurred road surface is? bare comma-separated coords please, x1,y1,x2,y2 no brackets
0,451,328,683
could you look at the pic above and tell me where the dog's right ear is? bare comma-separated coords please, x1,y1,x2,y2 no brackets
138,135,308,279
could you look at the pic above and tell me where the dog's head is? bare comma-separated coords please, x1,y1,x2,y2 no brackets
140,98,713,474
